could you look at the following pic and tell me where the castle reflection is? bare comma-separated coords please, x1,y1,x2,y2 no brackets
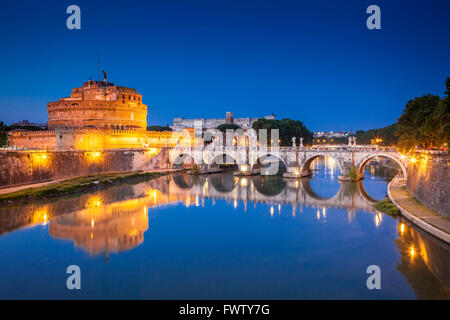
0,171,448,297
1,172,378,255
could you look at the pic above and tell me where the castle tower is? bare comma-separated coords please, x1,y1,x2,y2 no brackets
225,111,234,124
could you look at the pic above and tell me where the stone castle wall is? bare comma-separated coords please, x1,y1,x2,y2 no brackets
47,80,147,130
7,129,193,151
8,131,57,150
0,149,170,188
407,152,449,218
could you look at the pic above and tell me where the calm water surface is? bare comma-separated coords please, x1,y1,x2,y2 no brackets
0,158,449,299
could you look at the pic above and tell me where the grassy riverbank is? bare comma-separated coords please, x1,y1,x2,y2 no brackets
0,171,171,206
374,198,400,216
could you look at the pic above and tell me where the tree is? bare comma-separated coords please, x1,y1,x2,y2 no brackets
0,121,7,147
251,118,314,146
216,123,241,132
396,94,441,152
355,124,399,146
354,78,449,152
433,79,450,149
147,125,172,132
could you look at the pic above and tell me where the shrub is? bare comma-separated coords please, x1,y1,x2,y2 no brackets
348,166,358,181
191,164,201,175
374,198,400,215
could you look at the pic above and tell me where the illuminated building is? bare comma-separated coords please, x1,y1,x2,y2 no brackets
7,74,191,150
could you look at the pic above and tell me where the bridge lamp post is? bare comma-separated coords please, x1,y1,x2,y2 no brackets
240,164,249,172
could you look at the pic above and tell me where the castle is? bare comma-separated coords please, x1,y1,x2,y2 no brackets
8,75,187,150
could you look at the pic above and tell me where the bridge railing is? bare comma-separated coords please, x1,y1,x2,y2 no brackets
171,145,400,153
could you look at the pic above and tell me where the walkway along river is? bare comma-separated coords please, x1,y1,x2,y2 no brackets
0,157,448,299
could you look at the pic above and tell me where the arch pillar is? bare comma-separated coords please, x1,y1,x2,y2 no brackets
356,153,408,178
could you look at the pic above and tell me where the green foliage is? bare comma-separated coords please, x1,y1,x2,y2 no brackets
0,121,7,147
395,78,450,152
147,125,172,132
191,164,201,175
0,171,163,205
374,198,400,216
354,124,399,146
348,166,358,181
216,123,241,132
396,94,441,151
352,78,449,152
251,118,314,146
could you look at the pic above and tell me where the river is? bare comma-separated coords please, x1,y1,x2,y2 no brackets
0,157,449,299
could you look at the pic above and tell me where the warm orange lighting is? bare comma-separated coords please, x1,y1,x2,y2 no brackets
87,196,103,208
31,152,50,168
240,164,248,172
410,158,416,163
86,151,102,163
146,148,161,157
400,155,406,160
375,212,382,227
410,247,415,257
400,223,405,234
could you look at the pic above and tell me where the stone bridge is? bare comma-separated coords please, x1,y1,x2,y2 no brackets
169,145,409,178
157,173,380,214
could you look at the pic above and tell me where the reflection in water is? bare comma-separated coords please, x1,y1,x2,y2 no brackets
0,158,448,298
2,171,376,255
395,220,450,299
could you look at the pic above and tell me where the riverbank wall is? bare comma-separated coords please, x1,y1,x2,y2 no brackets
406,151,449,218
0,149,170,188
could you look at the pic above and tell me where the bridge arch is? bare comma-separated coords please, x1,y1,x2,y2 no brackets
208,174,238,193
170,151,201,169
301,177,342,202
250,153,288,175
207,151,239,170
252,175,287,197
171,173,196,189
357,153,407,178
300,154,344,176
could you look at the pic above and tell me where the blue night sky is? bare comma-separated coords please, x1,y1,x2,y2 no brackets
0,0,449,131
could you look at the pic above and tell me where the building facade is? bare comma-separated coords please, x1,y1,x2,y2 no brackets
47,79,147,130
8,77,190,150
170,112,275,132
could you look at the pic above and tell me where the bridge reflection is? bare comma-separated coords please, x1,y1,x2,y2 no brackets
168,172,378,215
0,173,448,297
